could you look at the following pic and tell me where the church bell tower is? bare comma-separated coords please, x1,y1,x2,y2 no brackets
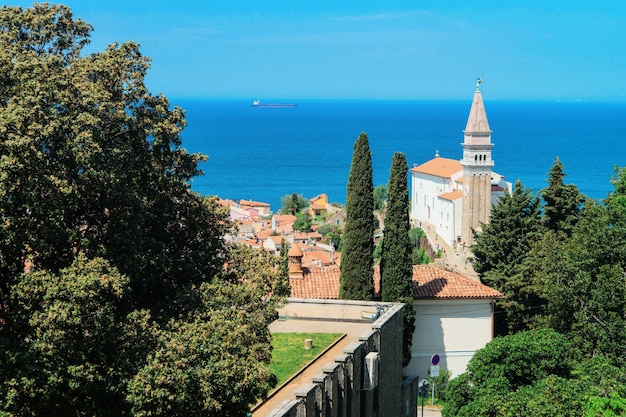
461,79,494,246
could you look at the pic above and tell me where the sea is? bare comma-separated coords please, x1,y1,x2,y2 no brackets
176,99,626,212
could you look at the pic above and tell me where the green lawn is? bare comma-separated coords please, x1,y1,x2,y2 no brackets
270,332,343,386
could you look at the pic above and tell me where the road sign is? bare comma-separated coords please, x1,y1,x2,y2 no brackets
431,354,440,366
430,365,440,377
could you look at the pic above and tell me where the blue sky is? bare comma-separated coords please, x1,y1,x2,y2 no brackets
9,1,626,100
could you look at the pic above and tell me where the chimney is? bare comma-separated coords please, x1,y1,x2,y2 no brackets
288,245,304,278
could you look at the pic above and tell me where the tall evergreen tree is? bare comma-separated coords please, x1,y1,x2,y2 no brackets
381,153,413,301
274,239,291,297
339,132,375,300
471,180,543,334
541,157,585,237
380,152,415,366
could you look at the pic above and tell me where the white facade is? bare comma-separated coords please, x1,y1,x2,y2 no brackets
408,299,494,379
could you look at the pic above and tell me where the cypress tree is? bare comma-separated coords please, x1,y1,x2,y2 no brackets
380,152,415,366
380,152,413,301
339,132,375,300
273,239,291,297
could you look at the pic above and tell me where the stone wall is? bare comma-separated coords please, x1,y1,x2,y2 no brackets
266,301,417,417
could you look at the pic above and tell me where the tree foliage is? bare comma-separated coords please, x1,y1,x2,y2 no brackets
373,184,387,211
339,132,375,300
3,257,154,416
293,212,313,232
274,240,291,297
471,180,543,334
442,329,626,417
540,157,585,237
0,5,278,416
533,200,626,361
280,193,308,215
380,153,413,301
127,278,277,417
379,153,415,367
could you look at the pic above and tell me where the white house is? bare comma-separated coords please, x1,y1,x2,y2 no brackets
408,265,504,379
285,248,504,378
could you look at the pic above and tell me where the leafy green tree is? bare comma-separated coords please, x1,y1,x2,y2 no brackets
443,329,626,417
540,157,585,237
471,180,543,335
443,329,576,417
409,228,430,265
280,193,308,215
339,132,375,300
3,256,156,416
127,281,277,417
0,5,276,416
0,4,231,320
533,201,626,361
408,227,425,247
293,212,313,232
380,152,415,366
373,184,387,211
327,229,343,252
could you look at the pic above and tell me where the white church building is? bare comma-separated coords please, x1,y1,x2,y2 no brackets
410,80,512,248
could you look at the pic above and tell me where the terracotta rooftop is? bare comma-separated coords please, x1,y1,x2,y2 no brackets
273,214,296,224
289,264,503,300
412,265,504,299
411,157,462,178
239,199,270,207
439,190,463,201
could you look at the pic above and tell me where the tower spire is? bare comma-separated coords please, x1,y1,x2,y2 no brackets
464,84,491,137
461,80,494,246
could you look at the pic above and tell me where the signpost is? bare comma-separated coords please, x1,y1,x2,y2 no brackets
429,355,440,405
419,379,429,417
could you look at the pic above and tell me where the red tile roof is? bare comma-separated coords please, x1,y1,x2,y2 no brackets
411,265,504,299
240,199,270,207
439,190,463,201
289,264,503,300
410,157,462,178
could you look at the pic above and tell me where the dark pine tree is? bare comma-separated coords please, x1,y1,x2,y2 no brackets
541,157,585,237
380,152,415,366
339,132,375,300
472,180,543,335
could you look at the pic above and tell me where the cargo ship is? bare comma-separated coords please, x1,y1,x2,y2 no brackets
252,100,297,108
